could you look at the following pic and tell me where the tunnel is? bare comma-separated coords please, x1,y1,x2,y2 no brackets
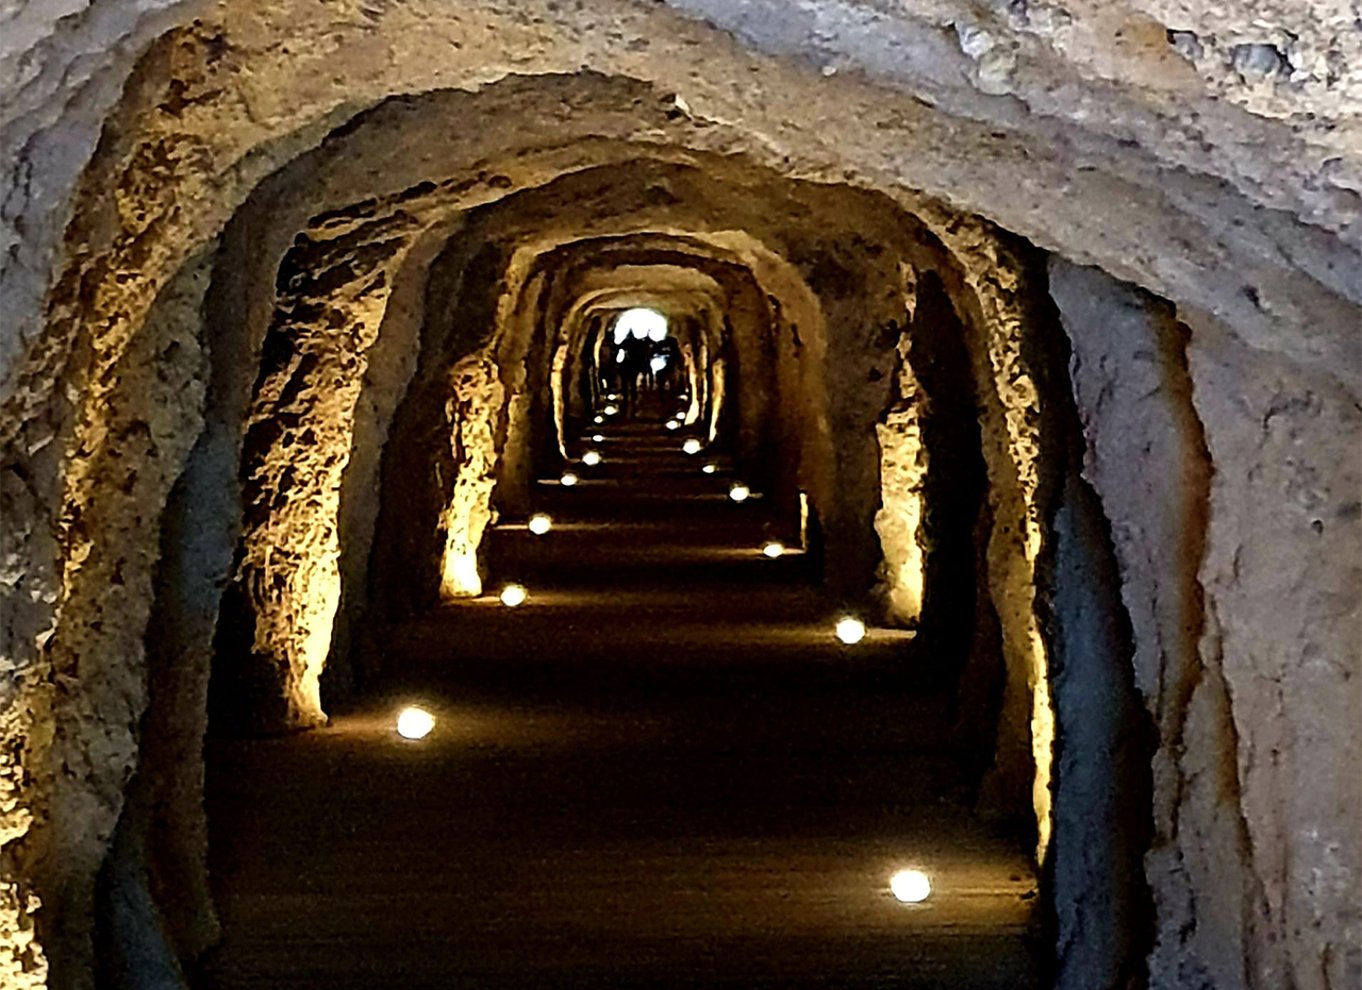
1,4,1359,990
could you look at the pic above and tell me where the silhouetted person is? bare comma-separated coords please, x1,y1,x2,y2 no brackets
616,337,648,414
652,336,682,398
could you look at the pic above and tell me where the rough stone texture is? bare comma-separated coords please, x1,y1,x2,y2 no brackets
90,811,187,990
944,232,1057,859
352,157,931,622
1043,270,1158,990
1187,323,1361,990
1047,464,1152,990
6,245,212,988
435,353,505,600
915,273,993,669
221,216,417,730
874,334,928,626
328,222,459,699
1053,259,1361,990
1049,260,1235,987
0,1,1358,987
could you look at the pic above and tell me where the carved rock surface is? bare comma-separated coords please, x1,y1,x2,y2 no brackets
0,2,1357,988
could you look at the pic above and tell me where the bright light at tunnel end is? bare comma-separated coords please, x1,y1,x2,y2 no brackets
835,616,866,644
613,307,668,344
396,706,435,740
889,869,932,904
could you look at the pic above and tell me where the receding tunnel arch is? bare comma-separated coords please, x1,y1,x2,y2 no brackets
76,102,1069,986
611,306,669,344
50,99,1066,984
204,138,1060,865
4,11,1357,990
358,212,838,667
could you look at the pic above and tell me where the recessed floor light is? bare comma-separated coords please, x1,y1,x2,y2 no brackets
890,869,931,903
835,616,866,644
396,707,435,740
500,583,528,607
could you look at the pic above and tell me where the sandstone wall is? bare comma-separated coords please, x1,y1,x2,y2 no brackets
1052,259,1360,990
0,3,1357,987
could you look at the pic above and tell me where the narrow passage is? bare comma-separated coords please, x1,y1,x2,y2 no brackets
202,388,1041,989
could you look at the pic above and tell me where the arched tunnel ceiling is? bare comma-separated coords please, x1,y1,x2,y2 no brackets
402,161,901,378
3,4,1358,417
574,265,725,301
1,6,1359,990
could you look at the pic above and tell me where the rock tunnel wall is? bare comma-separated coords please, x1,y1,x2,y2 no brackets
1,3,1358,988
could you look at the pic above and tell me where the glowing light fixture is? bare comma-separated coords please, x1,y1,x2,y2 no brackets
835,616,866,644
728,483,751,503
608,393,621,401
702,463,718,475
528,513,553,536
396,706,435,740
603,404,620,416
592,433,605,443
499,583,528,607
666,420,680,431
762,541,785,558
682,438,702,454
593,415,604,424
582,450,602,466
890,869,932,903
560,471,579,487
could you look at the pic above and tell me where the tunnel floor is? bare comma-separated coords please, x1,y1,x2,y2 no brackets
200,399,1042,989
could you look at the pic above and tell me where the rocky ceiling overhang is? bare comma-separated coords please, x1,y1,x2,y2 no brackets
2,0,1358,424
